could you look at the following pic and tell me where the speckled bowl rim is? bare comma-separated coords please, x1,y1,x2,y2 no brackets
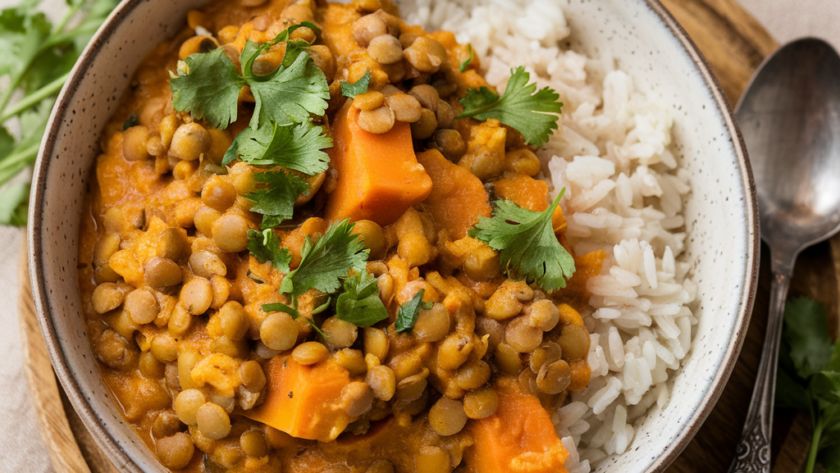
28,0,760,471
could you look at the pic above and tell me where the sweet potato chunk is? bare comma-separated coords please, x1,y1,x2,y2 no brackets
416,149,491,240
465,377,569,473
245,356,355,442
494,174,550,212
324,102,433,226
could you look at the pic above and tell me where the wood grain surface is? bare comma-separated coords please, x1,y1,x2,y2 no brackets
17,1,833,472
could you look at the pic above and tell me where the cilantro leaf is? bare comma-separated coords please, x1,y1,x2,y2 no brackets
335,270,388,327
279,219,368,297
239,22,320,77
247,50,330,129
341,70,371,98
469,189,574,292
223,121,331,174
776,366,811,411
247,229,291,272
813,371,840,404
170,48,245,129
457,66,563,146
0,5,51,79
783,297,834,378
0,182,29,226
459,44,474,73
395,289,434,333
246,170,310,229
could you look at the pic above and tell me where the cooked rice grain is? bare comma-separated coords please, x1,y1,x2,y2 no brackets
399,0,696,470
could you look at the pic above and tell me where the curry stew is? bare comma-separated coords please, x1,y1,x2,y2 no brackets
78,0,603,471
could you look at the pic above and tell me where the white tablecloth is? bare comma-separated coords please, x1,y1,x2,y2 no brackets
0,0,836,471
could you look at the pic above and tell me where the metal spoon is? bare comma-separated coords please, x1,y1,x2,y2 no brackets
730,38,840,473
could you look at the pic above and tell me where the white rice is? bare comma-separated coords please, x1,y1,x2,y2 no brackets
398,0,697,469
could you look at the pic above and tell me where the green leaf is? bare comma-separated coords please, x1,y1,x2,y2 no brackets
122,113,139,131
776,366,811,410
0,6,51,78
279,219,368,297
395,289,433,333
340,70,371,98
459,44,474,73
239,22,320,78
262,302,300,319
783,297,834,378
245,170,310,229
457,66,563,146
247,50,330,129
335,270,388,327
170,48,245,129
224,122,331,174
247,229,291,272
0,182,29,226
0,126,15,156
813,371,840,404
468,189,575,291
819,438,840,472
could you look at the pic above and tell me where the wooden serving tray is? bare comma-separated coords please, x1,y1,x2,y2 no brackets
18,1,836,471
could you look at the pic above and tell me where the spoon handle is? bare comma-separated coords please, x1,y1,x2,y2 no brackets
728,264,792,473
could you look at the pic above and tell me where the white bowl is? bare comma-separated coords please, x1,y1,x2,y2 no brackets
28,0,759,471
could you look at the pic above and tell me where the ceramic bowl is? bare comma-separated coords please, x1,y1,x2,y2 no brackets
28,0,759,471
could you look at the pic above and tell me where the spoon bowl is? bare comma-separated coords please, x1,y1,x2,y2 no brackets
738,38,840,259
729,38,840,472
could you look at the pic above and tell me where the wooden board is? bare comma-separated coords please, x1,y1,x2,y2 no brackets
17,1,834,472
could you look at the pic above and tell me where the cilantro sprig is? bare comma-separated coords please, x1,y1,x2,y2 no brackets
335,270,388,327
0,0,119,226
776,297,840,473
457,66,562,147
222,121,331,173
395,289,434,333
170,22,330,131
469,189,574,292
279,219,369,298
340,70,371,98
246,229,291,273
245,170,310,229
459,45,474,73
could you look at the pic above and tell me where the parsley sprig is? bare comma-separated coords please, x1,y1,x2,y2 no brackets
777,297,840,473
469,189,575,292
0,0,119,226
457,66,563,147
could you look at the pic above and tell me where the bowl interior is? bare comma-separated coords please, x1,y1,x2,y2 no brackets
29,1,757,472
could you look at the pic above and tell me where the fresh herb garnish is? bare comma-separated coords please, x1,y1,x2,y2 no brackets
395,289,433,333
171,48,244,129
222,121,331,174
335,270,388,327
246,229,291,272
457,66,563,147
469,189,574,292
245,170,310,229
279,219,369,297
459,44,474,73
777,297,840,473
340,70,371,98
0,0,119,227
170,22,329,130
122,113,139,130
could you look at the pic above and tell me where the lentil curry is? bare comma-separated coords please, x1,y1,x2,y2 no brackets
78,0,605,471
